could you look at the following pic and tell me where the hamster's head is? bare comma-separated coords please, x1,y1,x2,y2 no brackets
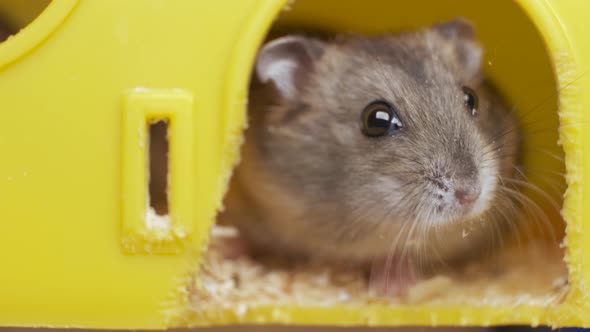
246,19,518,259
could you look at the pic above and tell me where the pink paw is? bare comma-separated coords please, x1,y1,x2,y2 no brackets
210,226,253,260
219,236,252,260
369,256,417,299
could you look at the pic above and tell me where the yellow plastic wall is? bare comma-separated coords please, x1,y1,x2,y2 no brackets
0,0,281,328
0,0,587,329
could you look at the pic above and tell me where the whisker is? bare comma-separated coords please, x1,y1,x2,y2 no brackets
500,186,559,246
501,178,562,216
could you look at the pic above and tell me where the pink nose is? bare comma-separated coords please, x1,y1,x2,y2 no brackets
454,189,480,205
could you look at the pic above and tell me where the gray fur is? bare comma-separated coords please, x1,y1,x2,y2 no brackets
220,19,519,273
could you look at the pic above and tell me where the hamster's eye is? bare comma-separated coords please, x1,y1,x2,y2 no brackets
462,86,478,116
361,100,403,137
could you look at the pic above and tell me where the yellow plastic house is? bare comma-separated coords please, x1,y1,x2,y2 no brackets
0,0,589,329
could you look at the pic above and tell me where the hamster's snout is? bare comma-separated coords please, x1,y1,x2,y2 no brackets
429,172,484,218
454,188,481,205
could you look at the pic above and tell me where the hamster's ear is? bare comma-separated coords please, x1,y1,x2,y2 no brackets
433,18,483,79
256,36,325,100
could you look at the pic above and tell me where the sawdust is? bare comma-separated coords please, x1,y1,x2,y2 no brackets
189,225,567,312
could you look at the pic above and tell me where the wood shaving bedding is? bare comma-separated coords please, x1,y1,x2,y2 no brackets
189,225,567,312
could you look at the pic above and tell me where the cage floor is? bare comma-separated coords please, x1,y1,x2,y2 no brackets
189,225,567,313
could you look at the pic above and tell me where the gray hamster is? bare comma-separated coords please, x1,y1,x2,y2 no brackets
220,18,519,294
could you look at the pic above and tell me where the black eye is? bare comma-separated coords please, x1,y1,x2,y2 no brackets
462,86,478,116
361,100,403,137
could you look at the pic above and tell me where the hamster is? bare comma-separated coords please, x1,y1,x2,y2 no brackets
219,18,519,294
0,23,12,43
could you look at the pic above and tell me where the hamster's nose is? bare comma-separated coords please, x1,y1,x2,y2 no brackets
454,188,481,205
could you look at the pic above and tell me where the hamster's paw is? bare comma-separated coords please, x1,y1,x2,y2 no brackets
219,236,253,260
368,256,417,299
210,225,253,260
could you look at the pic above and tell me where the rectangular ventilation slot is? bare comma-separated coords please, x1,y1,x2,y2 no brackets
122,89,194,253
147,119,171,230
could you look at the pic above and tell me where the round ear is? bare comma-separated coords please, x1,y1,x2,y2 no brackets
433,18,483,80
256,35,326,100
435,18,476,40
